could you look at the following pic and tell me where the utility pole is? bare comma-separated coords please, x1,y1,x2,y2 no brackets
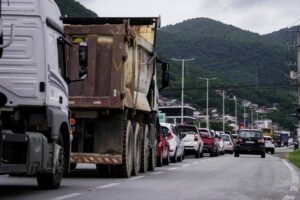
222,90,225,132
234,96,237,134
172,58,195,124
243,105,246,129
199,77,217,129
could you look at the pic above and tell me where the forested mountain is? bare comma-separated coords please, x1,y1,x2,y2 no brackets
156,18,296,129
55,0,97,17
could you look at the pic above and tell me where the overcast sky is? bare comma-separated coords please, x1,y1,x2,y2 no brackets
77,0,300,34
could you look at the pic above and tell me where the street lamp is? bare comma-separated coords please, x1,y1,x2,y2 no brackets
199,77,217,129
222,90,225,132
234,96,237,134
171,58,195,124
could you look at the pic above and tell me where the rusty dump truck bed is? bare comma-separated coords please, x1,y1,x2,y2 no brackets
64,17,160,112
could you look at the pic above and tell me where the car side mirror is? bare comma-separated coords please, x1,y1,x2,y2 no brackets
181,133,186,139
162,63,169,89
79,41,88,80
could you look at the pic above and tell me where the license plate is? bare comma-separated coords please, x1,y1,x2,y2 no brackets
246,141,254,144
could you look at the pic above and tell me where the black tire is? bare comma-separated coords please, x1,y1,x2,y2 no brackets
234,152,239,157
171,149,178,163
178,151,183,162
210,151,214,157
140,124,149,173
261,153,266,158
37,135,64,189
200,150,204,158
96,164,112,177
230,151,233,154
271,149,275,154
221,150,225,155
148,146,156,171
70,163,77,170
157,155,163,167
195,147,200,158
112,120,134,178
132,123,142,176
163,153,170,165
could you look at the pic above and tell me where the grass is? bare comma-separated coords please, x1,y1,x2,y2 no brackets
287,149,300,168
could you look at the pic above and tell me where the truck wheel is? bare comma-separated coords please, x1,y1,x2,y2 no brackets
37,136,64,189
140,124,149,173
132,123,142,176
113,120,134,178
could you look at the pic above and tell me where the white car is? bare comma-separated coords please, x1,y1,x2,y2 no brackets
264,136,275,154
221,134,234,154
177,125,203,158
160,123,185,162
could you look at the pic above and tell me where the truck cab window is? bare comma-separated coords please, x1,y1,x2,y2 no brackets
57,38,67,78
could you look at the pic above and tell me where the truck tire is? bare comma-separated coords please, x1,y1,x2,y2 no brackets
113,120,134,178
140,124,149,173
37,135,64,189
132,123,142,176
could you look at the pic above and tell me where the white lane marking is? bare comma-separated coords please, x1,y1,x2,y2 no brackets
52,193,82,200
128,176,145,181
282,159,299,192
168,167,178,171
151,171,163,175
282,195,295,200
96,183,120,189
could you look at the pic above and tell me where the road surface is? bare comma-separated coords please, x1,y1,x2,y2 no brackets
0,153,299,200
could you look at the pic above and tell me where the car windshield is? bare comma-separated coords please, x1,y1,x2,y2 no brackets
161,127,169,135
221,134,230,141
177,127,197,134
240,131,261,138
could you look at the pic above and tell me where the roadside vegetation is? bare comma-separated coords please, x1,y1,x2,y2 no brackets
287,149,300,168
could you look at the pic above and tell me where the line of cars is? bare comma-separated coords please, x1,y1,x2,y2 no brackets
156,123,234,167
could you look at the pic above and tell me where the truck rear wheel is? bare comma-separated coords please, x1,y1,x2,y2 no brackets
37,135,64,189
113,120,134,178
140,124,149,173
132,123,142,176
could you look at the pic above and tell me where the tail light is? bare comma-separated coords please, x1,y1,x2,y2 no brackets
167,131,174,140
235,137,243,144
194,134,199,141
258,139,265,144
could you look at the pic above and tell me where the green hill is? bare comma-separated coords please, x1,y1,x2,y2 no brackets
55,0,97,18
156,18,296,129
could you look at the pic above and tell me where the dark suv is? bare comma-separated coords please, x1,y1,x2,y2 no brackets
235,129,265,158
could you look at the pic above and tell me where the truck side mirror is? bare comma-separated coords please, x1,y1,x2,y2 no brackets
79,41,88,79
162,63,169,89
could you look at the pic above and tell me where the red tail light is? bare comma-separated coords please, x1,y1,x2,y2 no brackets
194,134,199,141
167,131,174,140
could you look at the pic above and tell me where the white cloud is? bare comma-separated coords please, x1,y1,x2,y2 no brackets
77,0,300,34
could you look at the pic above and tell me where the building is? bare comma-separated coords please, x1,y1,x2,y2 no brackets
159,105,196,124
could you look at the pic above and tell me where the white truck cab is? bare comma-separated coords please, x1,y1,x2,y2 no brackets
0,0,71,189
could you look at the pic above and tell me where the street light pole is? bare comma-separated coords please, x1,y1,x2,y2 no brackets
222,90,225,132
243,105,246,129
234,96,237,134
199,77,217,129
172,58,195,124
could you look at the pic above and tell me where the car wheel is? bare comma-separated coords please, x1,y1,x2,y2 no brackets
171,149,178,163
261,153,266,158
200,151,204,158
163,153,170,165
195,148,200,158
271,149,275,154
178,152,183,162
157,155,163,167
234,152,239,157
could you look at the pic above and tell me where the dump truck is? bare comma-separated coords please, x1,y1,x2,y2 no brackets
63,17,170,177
0,0,74,188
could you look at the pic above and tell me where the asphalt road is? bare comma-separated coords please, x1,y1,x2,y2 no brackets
0,152,299,200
